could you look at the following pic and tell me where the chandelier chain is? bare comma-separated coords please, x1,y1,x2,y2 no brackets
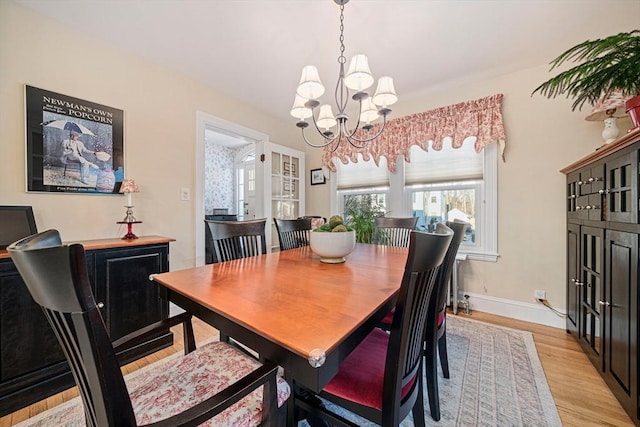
338,4,345,64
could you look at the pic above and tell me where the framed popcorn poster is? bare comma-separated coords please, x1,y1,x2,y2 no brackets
24,85,125,194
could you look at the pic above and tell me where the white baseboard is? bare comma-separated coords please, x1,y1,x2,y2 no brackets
455,292,566,329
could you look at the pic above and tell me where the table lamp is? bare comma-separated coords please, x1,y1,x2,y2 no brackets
585,89,628,144
118,179,141,239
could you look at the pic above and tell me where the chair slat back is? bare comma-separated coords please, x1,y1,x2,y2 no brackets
373,217,418,247
382,224,452,424
274,218,312,251
8,230,136,427
432,221,468,320
206,219,267,263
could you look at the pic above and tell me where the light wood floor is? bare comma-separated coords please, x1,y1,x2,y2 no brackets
1,311,634,426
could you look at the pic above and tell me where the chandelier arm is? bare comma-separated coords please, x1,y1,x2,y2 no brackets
309,110,338,143
329,126,347,153
341,98,364,139
339,121,367,150
344,136,368,149
345,114,389,144
301,127,336,148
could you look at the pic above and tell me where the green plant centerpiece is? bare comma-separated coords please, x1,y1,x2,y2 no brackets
310,215,356,263
532,30,640,131
312,215,355,233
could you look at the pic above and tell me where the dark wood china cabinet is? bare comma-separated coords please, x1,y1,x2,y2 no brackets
562,129,640,424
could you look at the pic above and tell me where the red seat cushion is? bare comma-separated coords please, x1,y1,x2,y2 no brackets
438,312,445,327
381,308,395,325
322,328,416,410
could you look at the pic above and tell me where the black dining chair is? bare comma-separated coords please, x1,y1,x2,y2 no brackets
373,216,419,247
274,218,312,251
204,218,268,346
295,224,453,427
205,218,267,263
299,215,327,230
423,220,467,420
377,220,467,421
8,229,290,426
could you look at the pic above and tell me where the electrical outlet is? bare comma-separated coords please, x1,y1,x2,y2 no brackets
534,290,546,300
180,187,190,201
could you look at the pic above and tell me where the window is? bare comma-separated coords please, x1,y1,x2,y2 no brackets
336,154,389,189
335,154,389,219
330,142,498,261
410,183,480,244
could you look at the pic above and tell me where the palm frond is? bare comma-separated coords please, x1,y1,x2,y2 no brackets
532,30,640,111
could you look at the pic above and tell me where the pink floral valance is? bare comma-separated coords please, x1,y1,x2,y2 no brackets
322,93,506,172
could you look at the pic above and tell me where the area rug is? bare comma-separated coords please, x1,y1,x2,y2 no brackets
300,316,562,427
16,316,561,426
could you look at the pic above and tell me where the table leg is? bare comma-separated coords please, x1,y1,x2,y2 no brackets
291,383,331,427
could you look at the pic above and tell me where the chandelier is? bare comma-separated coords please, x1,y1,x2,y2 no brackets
290,0,398,150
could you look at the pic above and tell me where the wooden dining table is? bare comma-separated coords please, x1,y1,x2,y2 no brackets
152,243,408,421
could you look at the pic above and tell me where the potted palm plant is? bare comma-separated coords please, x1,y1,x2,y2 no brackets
532,30,640,130
344,195,387,244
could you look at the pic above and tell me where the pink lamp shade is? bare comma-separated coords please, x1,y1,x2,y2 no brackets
585,89,629,144
585,89,628,121
119,179,139,194
120,179,139,206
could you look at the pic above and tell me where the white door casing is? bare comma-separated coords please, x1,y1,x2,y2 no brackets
195,112,268,266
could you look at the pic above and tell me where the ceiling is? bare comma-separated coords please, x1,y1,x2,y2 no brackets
14,0,639,131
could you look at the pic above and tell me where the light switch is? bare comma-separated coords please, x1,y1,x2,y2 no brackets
181,187,190,201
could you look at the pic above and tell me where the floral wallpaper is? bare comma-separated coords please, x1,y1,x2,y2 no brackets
204,143,246,215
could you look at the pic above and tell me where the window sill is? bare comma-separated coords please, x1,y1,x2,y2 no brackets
460,251,499,262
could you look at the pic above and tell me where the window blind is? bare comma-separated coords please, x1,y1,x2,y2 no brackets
405,137,483,185
336,154,389,189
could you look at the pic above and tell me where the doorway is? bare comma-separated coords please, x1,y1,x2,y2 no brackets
195,112,268,266
195,111,307,264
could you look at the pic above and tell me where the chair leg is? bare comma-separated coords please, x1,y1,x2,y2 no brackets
425,346,441,421
261,375,279,427
412,368,426,427
182,317,196,354
438,329,450,379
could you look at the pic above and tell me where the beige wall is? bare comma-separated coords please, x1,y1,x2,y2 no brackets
0,1,301,270
3,1,639,322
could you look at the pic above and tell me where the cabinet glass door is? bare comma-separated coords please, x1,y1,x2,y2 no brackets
567,224,580,335
607,151,637,223
580,226,604,361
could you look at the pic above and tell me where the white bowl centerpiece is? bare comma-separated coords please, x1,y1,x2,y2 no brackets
309,215,356,264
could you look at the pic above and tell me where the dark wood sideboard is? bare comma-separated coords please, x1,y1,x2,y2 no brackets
0,236,175,416
561,128,640,424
